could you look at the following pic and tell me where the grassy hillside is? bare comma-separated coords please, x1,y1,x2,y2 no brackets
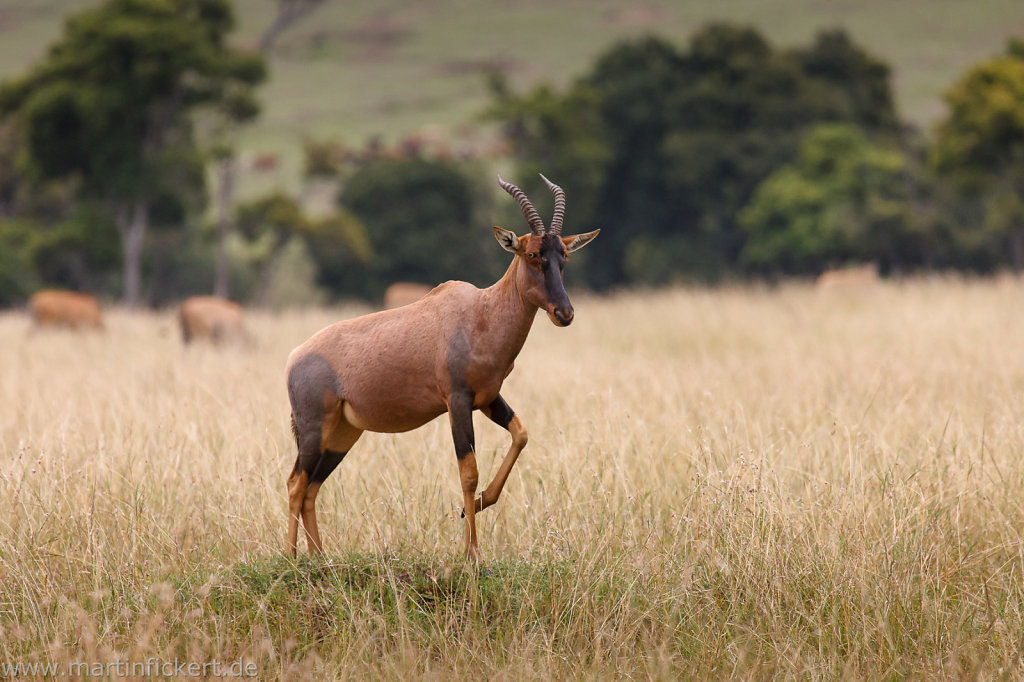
2,279,1024,676
2,1,1023,165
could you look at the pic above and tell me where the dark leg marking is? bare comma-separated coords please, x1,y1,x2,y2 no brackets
446,328,481,558
485,395,515,430
449,391,475,459
286,352,344,555
310,449,347,483
450,398,480,559
288,352,343,470
288,353,343,420
446,327,476,459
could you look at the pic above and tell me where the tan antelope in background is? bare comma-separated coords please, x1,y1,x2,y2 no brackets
29,290,103,330
285,175,600,559
383,282,433,309
815,263,879,291
178,296,248,345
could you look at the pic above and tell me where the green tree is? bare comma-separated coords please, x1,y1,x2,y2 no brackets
236,192,313,306
340,159,500,299
0,220,37,306
791,29,899,132
305,211,372,300
485,77,610,229
932,40,1024,270
0,120,19,220
0,118,122,301
203,74,266,300
490,26,900,286
0,0,265,307
740,124,915,274
236,191,371,304
199,10,268,301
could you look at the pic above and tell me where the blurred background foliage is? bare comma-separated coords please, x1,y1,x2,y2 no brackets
0,0,1023,306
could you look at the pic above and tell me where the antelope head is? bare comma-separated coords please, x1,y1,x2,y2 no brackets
493,175,600,327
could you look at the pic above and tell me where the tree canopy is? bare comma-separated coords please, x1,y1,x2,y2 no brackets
740,124,915,274
2,10,1023,304
932,39,1024,269
489,25,900,286
339,158,502,299
0,0,265,306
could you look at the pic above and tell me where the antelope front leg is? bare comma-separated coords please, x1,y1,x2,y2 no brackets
449,392,480,560
475,395,528,513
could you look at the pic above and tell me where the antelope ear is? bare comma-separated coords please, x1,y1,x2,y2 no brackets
493,226,520,253
562,229,600,253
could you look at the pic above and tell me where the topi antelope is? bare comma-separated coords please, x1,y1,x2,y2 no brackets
285,175,600,559
29,290,103,330
178,295,248,346
815,263,879,291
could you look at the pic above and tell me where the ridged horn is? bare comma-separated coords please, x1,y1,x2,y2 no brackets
497,175,545,236
539,173,565,236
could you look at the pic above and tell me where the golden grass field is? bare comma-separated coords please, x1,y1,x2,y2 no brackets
2,277,1024,679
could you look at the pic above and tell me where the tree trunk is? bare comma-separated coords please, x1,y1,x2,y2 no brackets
257,237,290,308
259,0,327,53
214,154,236,298
116,199,149,308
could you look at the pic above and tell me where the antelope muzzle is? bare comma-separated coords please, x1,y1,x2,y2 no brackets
548,302,574,327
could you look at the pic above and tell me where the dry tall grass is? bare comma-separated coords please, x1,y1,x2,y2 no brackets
2,277,1023,679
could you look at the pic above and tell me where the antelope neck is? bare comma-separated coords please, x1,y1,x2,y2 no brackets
479,256,538,354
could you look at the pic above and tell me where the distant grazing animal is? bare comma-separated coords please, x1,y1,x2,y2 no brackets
178,296,247,345
29,290,103,330
816,263,880,291
383,282,433,309
284,175,600,559
249,153,279,173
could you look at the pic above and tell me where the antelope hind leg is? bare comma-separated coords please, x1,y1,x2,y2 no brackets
300,416,362,554
287,465,309,557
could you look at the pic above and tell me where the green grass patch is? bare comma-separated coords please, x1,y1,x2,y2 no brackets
206,553,578,646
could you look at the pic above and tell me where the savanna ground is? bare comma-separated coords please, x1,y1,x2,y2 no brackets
2,278,1024,678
